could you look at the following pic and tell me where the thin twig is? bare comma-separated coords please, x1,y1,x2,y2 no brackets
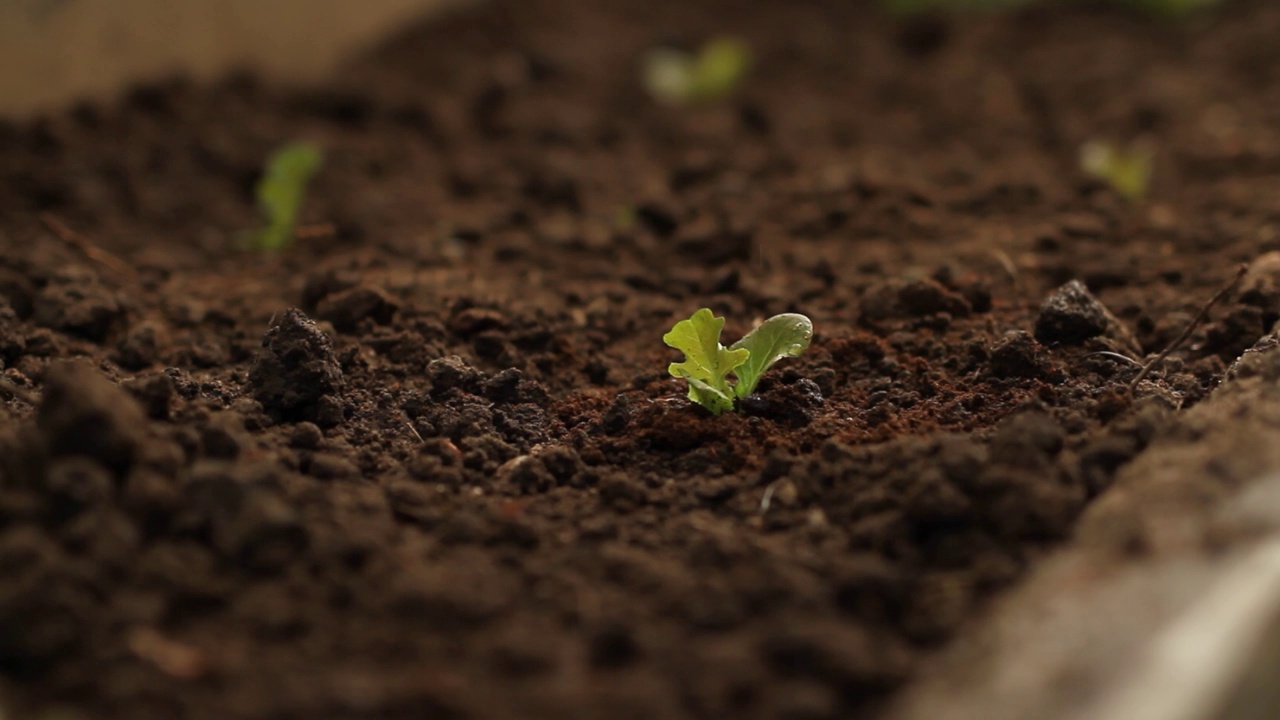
1129,264,1248,391
1087,351,1144,368
405,422,424,444
38,212,137,280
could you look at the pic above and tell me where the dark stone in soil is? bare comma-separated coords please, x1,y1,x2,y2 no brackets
248,308,344,423
426,355,484,395
1034,280,1111,345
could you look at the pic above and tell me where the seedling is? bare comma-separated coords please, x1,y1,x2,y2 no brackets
1080,139,1153,202
248,142,323,250
663,308,813,415
641,37,752,106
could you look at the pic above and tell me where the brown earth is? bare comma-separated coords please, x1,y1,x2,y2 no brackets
2,1,1280,718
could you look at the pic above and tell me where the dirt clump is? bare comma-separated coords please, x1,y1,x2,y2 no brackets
248,308,344,425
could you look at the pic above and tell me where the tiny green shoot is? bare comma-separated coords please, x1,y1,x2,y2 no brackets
614,204,638,233
641,37,752,106
1080,139,1153,202
249,142,323,251
663,308,813,415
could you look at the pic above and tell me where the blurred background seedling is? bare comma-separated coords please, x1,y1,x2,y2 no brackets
1080,139,1154,203
641,36,752,106
247,142,324,251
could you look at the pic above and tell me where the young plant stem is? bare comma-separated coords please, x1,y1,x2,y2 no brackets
1129,264,1247,391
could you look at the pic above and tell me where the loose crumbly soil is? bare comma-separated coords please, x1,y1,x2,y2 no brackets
2,1,1280,718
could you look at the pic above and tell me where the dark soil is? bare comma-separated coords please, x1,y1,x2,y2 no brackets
2,0,1280,718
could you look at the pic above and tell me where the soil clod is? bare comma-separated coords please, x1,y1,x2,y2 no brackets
248,308,344,422
1034,280,1137,354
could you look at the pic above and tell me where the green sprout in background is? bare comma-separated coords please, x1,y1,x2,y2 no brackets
1080,139,1153,202
248,142,323,251
641,36,752,106
663,308,813,415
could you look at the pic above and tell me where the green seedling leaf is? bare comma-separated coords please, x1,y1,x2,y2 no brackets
730,313,814,398
1080,139,1152,203
249,142,323,251
663,309,814,414
692,38,752,101
663,308,749,415
684,375,737,416
642,36,751,106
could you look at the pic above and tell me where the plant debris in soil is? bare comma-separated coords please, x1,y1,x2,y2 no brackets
2,0,1280,718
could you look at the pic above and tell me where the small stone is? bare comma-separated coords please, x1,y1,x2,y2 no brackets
248,309,343,422
427,355,483,394
1034,280,1110,345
